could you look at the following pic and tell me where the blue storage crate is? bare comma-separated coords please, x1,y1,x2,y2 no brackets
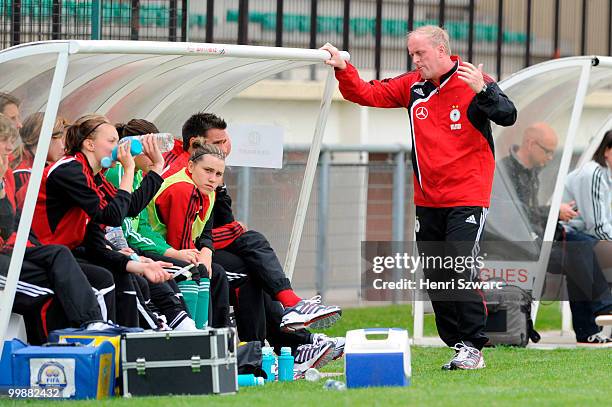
12,342,115,399
0,339,28,386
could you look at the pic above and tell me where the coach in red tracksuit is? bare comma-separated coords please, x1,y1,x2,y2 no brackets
322,25,517,370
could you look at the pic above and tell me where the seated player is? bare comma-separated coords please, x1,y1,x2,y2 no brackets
106,118,233,329
163,112,343,332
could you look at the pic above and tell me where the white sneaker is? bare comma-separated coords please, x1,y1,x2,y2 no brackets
173,317,199,331
443,342,485,370
280,295,342,332
294,340,335,375
86,321,116,331
312,333,346,360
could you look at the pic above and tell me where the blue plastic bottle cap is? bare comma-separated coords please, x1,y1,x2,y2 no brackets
100,156,113,169
130,138,143,155
280,347,291,355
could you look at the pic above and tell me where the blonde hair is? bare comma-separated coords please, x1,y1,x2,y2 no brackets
407,25,451,55
0,113,18,142
11,112,68,169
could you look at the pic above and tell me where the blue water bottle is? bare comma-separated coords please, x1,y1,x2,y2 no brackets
238,374,264,387
261,347,276,382
278,347,294,382
101,137,143,168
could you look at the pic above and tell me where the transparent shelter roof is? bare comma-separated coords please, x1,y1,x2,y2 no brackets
0,40,348,134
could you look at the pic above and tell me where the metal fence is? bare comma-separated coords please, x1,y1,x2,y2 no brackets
0,0,188,47
190,0,612,80
1,1,611,80
223,144,414,306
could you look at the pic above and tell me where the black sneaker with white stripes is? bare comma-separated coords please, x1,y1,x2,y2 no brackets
280,295,342,332
294,340,335,375
577,332,612,347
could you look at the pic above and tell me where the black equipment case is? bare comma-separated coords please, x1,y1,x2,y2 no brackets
121,328,237,397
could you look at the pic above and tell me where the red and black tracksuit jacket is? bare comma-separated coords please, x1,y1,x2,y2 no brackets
0,166,37,250
335,56,517,208
153,168,215,252
12,149,34,191
31,152,163,271
11,150,36,210
211,184,246,249
0,166,18,247
162,139,187,175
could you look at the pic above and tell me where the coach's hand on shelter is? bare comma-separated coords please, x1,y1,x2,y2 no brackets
320,43,347,70
457,62,486,93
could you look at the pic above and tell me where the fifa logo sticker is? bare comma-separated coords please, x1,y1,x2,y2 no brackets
31,358,75,397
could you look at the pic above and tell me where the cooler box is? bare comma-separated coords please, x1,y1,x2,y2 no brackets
0,339,28,386
345,328,411,388
12,342,115,399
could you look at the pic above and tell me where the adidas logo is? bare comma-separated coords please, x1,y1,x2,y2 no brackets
465,215,477,224
414,88,424,97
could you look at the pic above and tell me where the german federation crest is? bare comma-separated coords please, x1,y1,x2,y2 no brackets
450,107,461,122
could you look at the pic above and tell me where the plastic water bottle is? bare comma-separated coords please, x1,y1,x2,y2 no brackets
105,226,129,250
277,347,294,382
101,138,143,168
304,368,322,382
237,374,264,387
105,226,139,261
122,133,175,153
261,347,276,383
323,379,346,391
